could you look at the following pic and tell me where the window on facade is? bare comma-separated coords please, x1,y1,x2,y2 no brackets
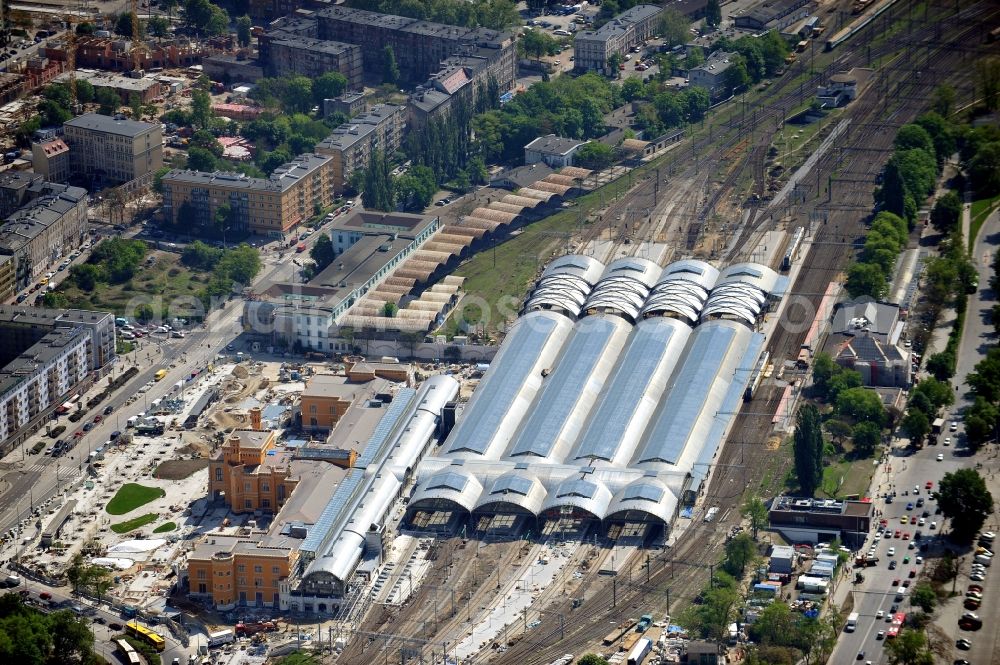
254,578,263,587
262,498,271,508
254,565,262,573
272,566,280,574
197,570,206,579
237,564,245,572
245,499,252,509
215,468,223,482
309,404,317,414
244,482,251,492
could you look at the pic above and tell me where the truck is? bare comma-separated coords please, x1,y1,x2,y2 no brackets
626,638,652,665
3,574,21,587
235,621,276,637
207,629,235,647
845,612,859,632
932,417,945,435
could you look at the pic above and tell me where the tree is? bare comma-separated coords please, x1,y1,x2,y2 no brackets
705,0,722,27
911,377,954,412
884,627,934,665
362,150,395,211
794,404,823,497
969,141,1000,197
313,71,347,104
909,582,936,613
181,240,223,270
812,352,835,395
880,159,911,220
894,124,935,155
836,387,886,425
114,12,142,38
216,244,261,284
95,87,120,115
382,301,399,317
851,421,881,457
520,28,559,59
931,84,955,116
310,234,335,272
129,92,143,121
741,496,768,540
900,409,930,445
236,14,252,47
574,141,614,170
443,345,462,362
930,191,962,234
75,79,95,104
282,76,314,114
38,99,70,126
925,350,955,381
968,347,1000,403
845,262,888,299
186,146,218,172
659,8,690,48
394,164,436,210
976,56,1000,112
191,88,212,129
964,397,998,450
747,601,796,647
148,15,170,38
576,655,609,665
70,263,102,291
722,55,750,93
382,45,400,84
936,468,994,542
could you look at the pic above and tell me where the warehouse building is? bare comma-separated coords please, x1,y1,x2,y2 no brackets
405,257,784,537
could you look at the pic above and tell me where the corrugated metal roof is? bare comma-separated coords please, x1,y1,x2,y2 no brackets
570,317,692,465
444,311,573,458
505,315,631,462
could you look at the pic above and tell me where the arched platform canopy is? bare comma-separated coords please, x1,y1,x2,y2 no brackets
540,477,613,520
581,257,663,322
606,477,678,524
473,471,547,516
408,469,483,513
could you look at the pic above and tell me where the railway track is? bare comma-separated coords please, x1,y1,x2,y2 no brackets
338,3,997,663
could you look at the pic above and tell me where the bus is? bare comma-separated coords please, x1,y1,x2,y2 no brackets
113,638,142,665
886,612,905,639
154,369,168,382
796,40,809,52
125,621,166,652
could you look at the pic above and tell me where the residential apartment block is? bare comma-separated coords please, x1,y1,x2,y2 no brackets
573,4,663,75
31,139,71,184
314,104,404,194
408,48,511,129
63,113,163,186
688,51,738,99
314,6,516,88
0,179,88,292
208,408,300,514
161,153,334,238
258,34,363,90
0,306,116,454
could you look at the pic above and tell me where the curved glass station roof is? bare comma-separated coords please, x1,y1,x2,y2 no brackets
407,257,782,529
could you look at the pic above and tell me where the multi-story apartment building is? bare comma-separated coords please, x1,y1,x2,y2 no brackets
314,104,404,194
161,153,334,238
0,256,14,303
31,139,71,184
573,5,663,75
208,408,300,514
0,182,88,292
63,113,163,186
313,6,516,89
258,35,363,90
688,51,738,100
0,306,116,454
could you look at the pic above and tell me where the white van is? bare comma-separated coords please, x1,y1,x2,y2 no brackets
975,555,992,567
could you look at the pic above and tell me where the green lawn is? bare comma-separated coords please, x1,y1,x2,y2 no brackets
152,522,176,533
110,513,158,534
969,195,1000,251
818,458,876,499
56,250,208,317
105,483,165,516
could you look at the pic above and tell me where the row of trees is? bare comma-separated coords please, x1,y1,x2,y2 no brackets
0,592,98,664
844,210,910,299
249,73,348,115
